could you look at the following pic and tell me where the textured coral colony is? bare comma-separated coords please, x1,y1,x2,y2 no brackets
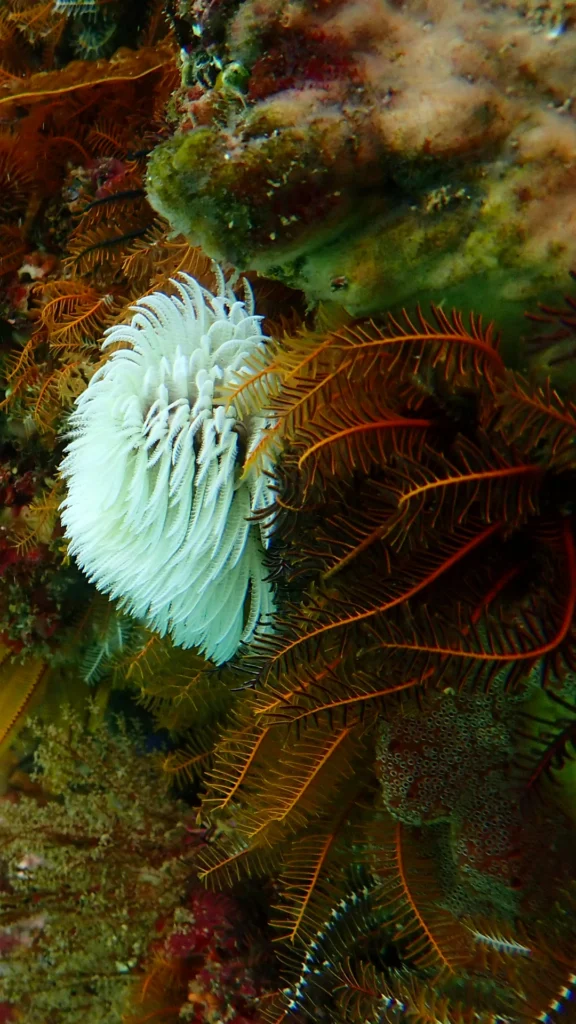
2,0,576,1021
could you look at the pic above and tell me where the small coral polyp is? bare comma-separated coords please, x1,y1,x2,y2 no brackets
60,271,275,664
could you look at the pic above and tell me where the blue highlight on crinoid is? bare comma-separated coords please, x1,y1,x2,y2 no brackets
538,974,576,1023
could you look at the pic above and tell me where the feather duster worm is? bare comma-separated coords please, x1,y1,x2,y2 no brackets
60,270,276,664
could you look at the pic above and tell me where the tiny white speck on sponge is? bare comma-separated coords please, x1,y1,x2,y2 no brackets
60,269,276,664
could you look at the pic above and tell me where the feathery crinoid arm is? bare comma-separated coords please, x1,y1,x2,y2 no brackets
237,298,576,699
182,297,576,1024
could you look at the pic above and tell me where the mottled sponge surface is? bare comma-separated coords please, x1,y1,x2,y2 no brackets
148,0,576,331
60,271,275,665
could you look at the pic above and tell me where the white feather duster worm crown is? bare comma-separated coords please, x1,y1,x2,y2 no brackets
60,269,276,665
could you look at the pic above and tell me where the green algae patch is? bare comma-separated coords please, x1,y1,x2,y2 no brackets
147,0,576,346
251,170,576,363
146,112,380,270
147,103,576,346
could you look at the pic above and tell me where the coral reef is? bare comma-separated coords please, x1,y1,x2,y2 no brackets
147,0,576,342
0,2,575,1023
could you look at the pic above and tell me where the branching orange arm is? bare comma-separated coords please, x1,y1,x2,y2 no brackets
254,655,343,715
331,325,505,373
241,361,354,480
281,334,344,383
0,659,49,748
298,417,433,471
470,565,522,625
197,844,254,883
394,823,454,972
377,519,576,663
212,727,272,809
34,360,86,419
162,748,211,777
397,463,541,507
262,676,428,725
268,522,502,667
279,828,341,943
506,376,576,433
247,727,352,838
0,44,175,108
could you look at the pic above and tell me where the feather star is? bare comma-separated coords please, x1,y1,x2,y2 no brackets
60,269,276,664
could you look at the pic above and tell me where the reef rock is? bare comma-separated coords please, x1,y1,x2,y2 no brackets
147,0,576,340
